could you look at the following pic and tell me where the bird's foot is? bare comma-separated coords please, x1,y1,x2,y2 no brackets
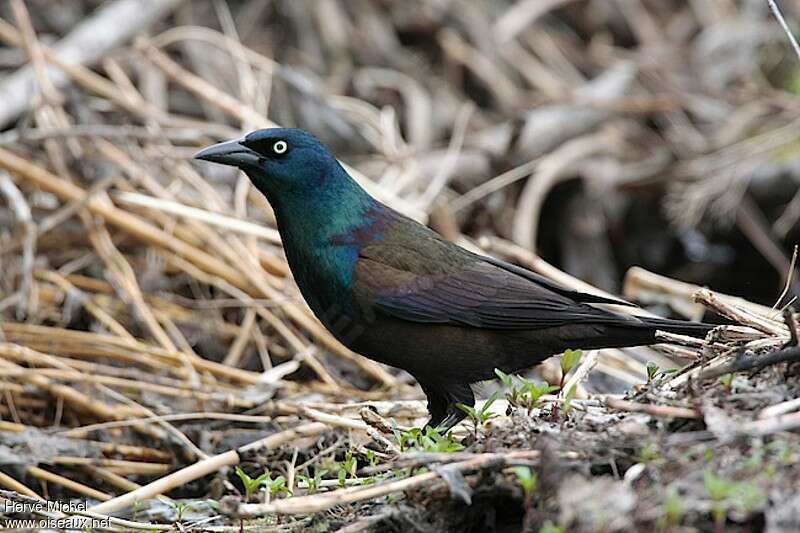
420,382,473,433
432,409,466,433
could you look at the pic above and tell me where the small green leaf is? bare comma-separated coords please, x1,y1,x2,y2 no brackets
457,392,499,437
456,403,477,418
658,488,684,529
394,426,463,453
494,368,514,387
560,349,583,376
512,466,538,498
235,466,272,501
637,443,660,463
646,361,659,383
263,474,292,497
478,391,500,419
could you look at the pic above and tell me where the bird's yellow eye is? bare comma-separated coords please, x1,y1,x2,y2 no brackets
273,140,288,154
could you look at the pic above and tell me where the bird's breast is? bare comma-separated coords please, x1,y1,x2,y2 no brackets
283,241,366,347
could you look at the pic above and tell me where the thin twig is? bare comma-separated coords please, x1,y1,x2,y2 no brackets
698,346,800,380
768,0,800,62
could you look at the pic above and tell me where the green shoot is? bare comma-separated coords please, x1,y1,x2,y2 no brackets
646,361,659,384
394,426,464,453
131,500,143,521
262,473,291,498
560,349,583,388
520,380,560,413
167,501,190,522
495,368,559,414
457,390,499,436
704,470,731,526
296,468,328,494
703,470,766,526
637,443,660,464
366,449,379,467
657,488,685,530
495,368,524,407
234,466,271,502
337,449,358,487
495,368,514,388
646,362,680,385
512,466,538,503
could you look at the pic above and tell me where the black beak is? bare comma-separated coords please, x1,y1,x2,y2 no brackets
194,139,260,168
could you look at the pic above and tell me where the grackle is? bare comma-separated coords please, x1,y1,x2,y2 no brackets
195,128,712,430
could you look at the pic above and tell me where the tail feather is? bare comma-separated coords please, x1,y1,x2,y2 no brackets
556,316,714,353
638,316,715,338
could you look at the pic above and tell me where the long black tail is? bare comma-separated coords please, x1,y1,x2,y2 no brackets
573,316,715,352
638,316,715,338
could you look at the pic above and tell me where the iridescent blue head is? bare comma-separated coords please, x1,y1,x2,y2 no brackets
194,128,364,207
196,128,384,304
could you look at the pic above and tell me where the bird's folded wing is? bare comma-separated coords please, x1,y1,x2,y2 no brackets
355,244,636,330
480,255,633,307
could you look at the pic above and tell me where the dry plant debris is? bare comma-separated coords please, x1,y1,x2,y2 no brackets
0,1,799,531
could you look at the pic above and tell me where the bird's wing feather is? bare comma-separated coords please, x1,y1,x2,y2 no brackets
354,237,637,330
480,255,633,307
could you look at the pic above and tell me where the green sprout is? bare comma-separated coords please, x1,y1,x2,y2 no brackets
637,443,661,464
657,488,684,530
512,466,538,504
337,449,358,487
457,390,500,436
495,368,523,407
495,368,514,387
366,449,379,467
167,501,191,523
235,466,272,502
495,368,559,414
296,468,328,494
560,349,583,388
703,470,766,526
705,470,732,526
645,362,679,385
520,379,560,412
131,500,143,521
646,361,660,384
235,466,291,501
261,472,292,498
394,425,464,453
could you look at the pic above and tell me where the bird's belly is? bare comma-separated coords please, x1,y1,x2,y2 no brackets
312,300,367,348
348,316,558,382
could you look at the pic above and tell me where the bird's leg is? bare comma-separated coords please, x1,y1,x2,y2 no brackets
419,381,474,432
